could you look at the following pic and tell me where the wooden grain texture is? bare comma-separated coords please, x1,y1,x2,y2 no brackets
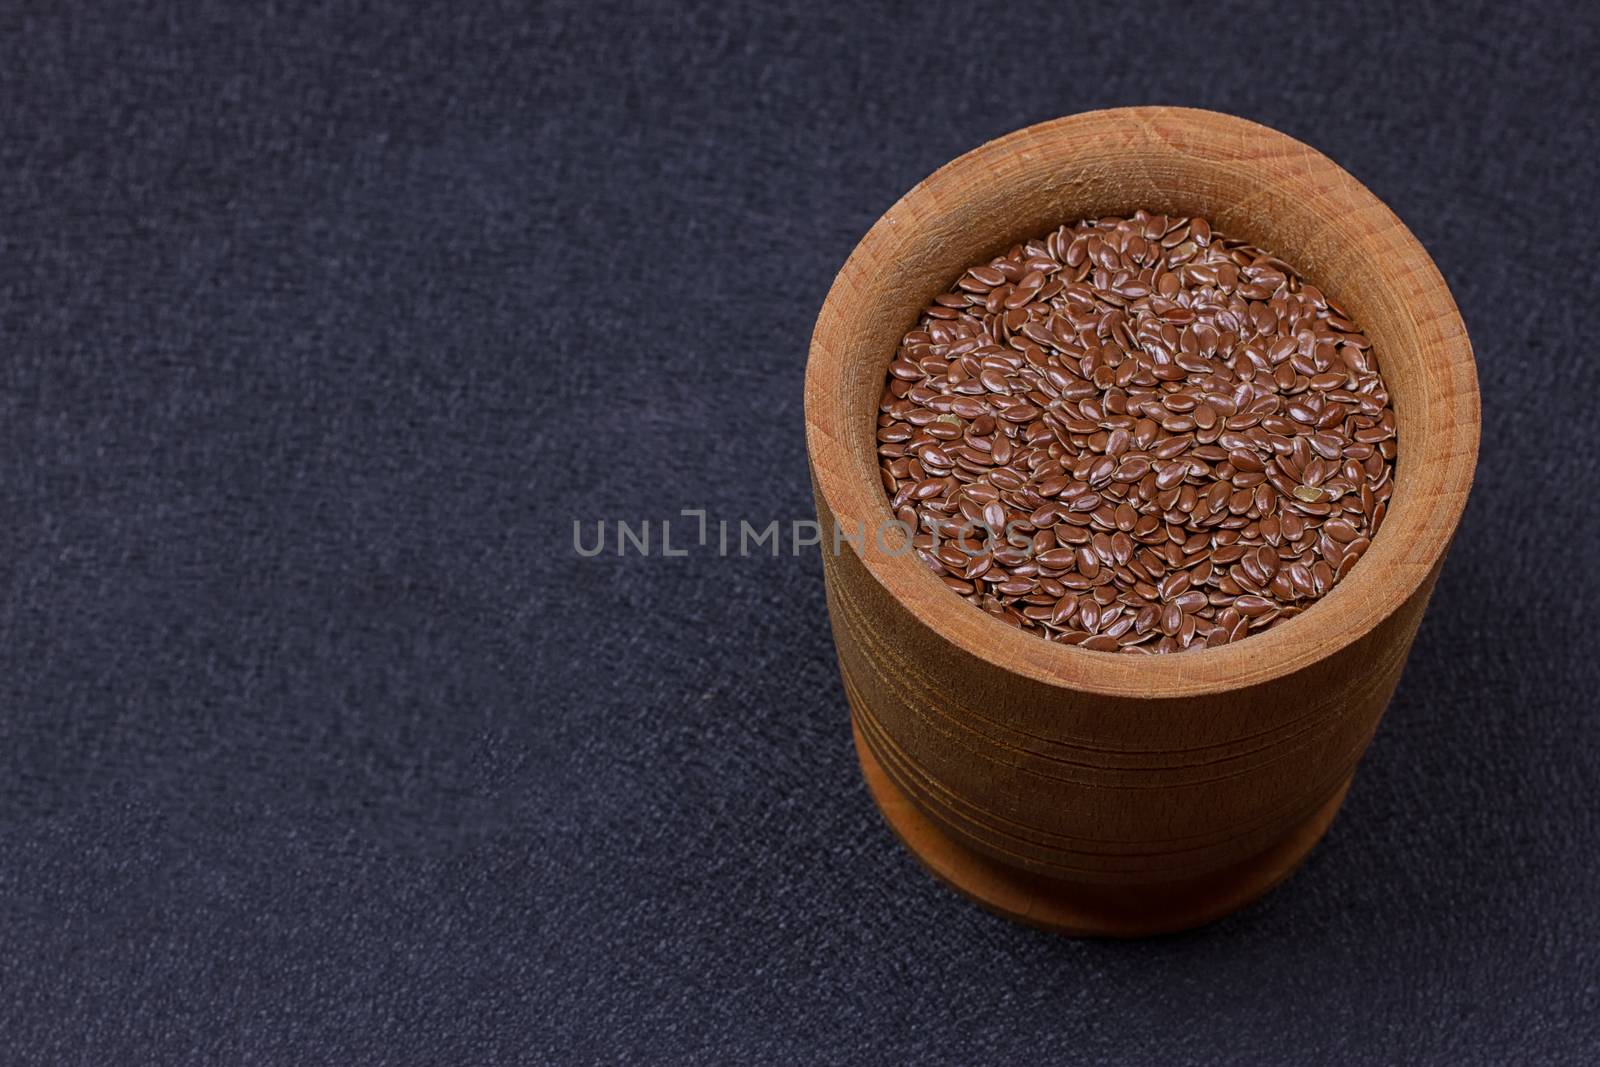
804,107,1479,936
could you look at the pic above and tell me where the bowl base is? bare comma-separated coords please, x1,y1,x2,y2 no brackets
851,715,1353,938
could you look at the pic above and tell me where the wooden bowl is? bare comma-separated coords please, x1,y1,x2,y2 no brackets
805,107,1479,937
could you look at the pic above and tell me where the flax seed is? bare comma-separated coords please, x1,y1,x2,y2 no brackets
880,212,1395,652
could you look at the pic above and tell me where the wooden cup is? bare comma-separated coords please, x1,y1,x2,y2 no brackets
805,107,1479,936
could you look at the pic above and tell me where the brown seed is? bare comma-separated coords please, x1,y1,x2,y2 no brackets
1228,448,1265,473
883,212,1393,652
1323,518,1360,543
1312,560,1335,595
1153,436,1193,460
1179,611,1198,647
1287,562,1315,596
1234,595,1275,617
979,368,1011,394
1037,548,1077,568
1052,595,1079,624
1155,462,1188,490
968,266,1006,288
1115,456,1152,482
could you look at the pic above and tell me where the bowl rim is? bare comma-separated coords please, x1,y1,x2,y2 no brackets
805,106,1480,699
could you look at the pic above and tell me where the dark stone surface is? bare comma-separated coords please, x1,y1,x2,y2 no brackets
2,2,1596,1062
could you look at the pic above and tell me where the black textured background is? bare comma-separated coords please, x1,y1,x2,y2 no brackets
2,2,1597,1063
